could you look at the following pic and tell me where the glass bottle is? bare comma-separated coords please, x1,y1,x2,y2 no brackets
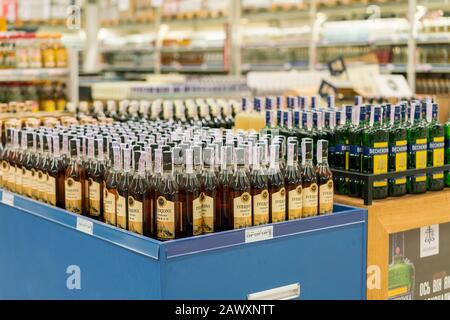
333,106,352,194
22,132,34,198
104,144,120,226
362,106,389,200
128,151,148,236
445,118,450,187
348,106,365,197
87,138,106,220
146,148,163,238
218,145,233,231
388,105,408,197
30,132,40,200
156,150,181,241
117,147,132,230
407,102,428,194
200,147,219,234
48,134,65,208
14,130,24,195
64,139,85,214
250,145,269,226
37,133,49,202
316,140,333,215
285,142,303,220
228,147,252,230
426,103,444,191
301,139,318,217
267,144,286,223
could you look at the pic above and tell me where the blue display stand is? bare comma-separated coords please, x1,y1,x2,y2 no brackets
0,189,367,300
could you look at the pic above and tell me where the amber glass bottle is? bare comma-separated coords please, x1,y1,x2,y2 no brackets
156,150,181,241
87,138,106,220
217,145,233,231
285,142,303,220
179,148,200,237
64,139,85,214
22,132,35,198
316,140,334,215
251,145,269,226
200,147,219,234
103,144,121,226
267,144,286,223
30,132,40,200
301,139,318,217
48,134,65,208
37,134,50,202
128,150,148,236
228,147,252,230
117,147,132,230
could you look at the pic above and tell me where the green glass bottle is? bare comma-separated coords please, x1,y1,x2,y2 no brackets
323,110,336,168
426,102,445,191
388,105,407,197
445,118,450,187
407,102,428,194
333,106,352,195
362,106,389,200
348,106,366,197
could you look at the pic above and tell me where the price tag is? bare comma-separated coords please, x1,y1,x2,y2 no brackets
76,217,93,235
1,191,14,206
245,225,273,243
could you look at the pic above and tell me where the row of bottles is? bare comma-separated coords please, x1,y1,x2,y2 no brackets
0,121,333,241
69,98,238,129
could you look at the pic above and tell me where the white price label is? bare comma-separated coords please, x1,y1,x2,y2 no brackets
245,225,273,243
76,217,93,235
2,191,14,206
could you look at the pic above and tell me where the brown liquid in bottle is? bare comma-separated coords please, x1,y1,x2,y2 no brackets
156,150,181,241
117,147,132,230
250,146,269,226
301,139,318,217
145,148,162,239
228,147,252,230
128,151,148,236
30,132,40,200
285,142,303,220
22,132,35,198
37,133,49,202
217,146,233,231
47,135,65,208
104,145,121,226
87,139,106,220
64,139,86,215
200,147,219,234
267,144,286,223
316,140,333,215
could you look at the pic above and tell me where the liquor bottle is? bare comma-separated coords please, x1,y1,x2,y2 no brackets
173,146,185,188
37,134,50,202
334,106,352,194
8,129,19,193
316,140,333,215
251,145,269,226
200,147,219,234
301,139,318,217
104,144,120,226
47,134,65,208
218,145,233,231
228,147,252,230
156,150,181,241
87,138,106,220
0,129,12,190
30,132,40,200
267,144,286,223
407,103,428,194
179,148,201,237
445,118,450,187
128,150,148,236
193,145,203,183
65,139,85,214
426,103,445,191
285,142,303,220
14,130,24,195
146,148,163,237
348,106,365,197
117,147,132,230
388,105,407,197
22,132,34,198
362,106,389,200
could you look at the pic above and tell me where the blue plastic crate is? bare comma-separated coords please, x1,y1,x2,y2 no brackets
0,188,367,299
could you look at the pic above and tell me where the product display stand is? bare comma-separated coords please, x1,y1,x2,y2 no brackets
336,189,450,300
0,188,367,299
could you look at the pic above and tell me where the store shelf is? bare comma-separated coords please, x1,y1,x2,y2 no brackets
161,46,223,53
0,188,367,299
0,111,72,120
161,64,226,73
381,63,450,74
0,68,69,82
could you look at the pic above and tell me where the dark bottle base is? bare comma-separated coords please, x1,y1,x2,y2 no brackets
427,176,444,191
348,178,361,198
388,181,407,197
446,172,450,187
372,186,388,200
334,177,349,195
407,177,427,194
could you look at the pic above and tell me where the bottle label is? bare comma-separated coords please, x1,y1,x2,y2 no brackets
429,136,444,167
9,165,16,190
65,178,82,214
233,192,252,229
157,196,175,240
22,168,32,196
116,195,127,229
411,138,427,169
47,176,56,206
193,196,203,236
349,145,362,156
88,179,101,216
413,174,427,183
1,161,8,186
334,144,349,153
253,190,269,226
128,196,143,235
201,193,215,234
302,183,318,217
271,187,286,223
103,188,117,225
394,178,407,185
432,173,444,180
364,142,388,174
390,140,407,172
319,180,333,214
288,186,303,220
30,168,37,197
38,171,47,201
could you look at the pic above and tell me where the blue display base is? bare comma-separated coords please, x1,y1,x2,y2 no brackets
0,189,367,299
